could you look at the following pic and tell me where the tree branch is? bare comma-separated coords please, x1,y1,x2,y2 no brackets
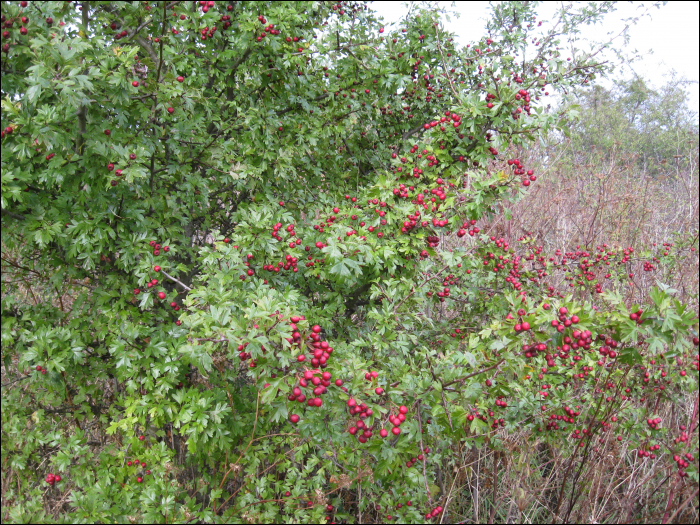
161,270,192,291
75,1,90,155
1,209,26,221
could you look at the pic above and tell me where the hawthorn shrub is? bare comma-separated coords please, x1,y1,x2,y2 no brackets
1,1,698,523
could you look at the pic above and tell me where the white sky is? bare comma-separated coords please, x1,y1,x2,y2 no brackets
371,1,699,115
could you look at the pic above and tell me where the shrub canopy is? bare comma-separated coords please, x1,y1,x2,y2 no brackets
1,1,697,523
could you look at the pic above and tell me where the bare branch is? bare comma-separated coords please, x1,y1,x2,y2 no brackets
160,270,192,291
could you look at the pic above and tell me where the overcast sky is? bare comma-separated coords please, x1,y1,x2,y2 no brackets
371,1,699,115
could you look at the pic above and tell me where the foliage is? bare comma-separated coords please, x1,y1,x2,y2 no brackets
1,1,698,523
562,74,699,177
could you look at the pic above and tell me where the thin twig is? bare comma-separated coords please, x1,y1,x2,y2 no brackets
417,406,434,506
160,270,192,291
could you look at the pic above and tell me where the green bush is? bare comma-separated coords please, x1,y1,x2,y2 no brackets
2,1,697,523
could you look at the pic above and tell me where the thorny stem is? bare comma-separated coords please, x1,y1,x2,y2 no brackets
417,407,434,506
216,393,261,514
